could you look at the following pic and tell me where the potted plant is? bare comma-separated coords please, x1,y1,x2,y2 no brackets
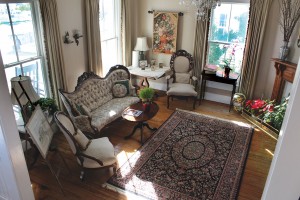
33,97,58,116
138,87,155,112
263,97,288,130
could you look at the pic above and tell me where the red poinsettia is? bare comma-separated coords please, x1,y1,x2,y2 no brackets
244,99,267,116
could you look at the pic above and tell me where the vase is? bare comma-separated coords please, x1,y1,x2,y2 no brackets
143,102,151,112
224,66,231,78
232,93,246,112
279,41,289,61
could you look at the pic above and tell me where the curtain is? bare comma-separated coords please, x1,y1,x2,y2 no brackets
193,19,209,98
239,0,273,99
121,0,132,66
85,0,103,76
39,0,67,110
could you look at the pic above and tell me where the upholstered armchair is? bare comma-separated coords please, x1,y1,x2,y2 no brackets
54,111,117,181
166,50,198,109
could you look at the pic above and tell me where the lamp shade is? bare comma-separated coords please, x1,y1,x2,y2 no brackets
134,37,149,51
11,76,40,106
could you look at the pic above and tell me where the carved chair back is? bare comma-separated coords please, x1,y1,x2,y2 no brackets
169,50,194,84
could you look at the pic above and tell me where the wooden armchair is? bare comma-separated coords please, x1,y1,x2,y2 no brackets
54,111,117,181
166,50,198,109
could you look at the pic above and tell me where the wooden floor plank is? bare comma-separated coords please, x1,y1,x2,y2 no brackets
28,94,276,199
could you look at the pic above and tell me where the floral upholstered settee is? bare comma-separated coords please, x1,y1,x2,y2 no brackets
59,65,140,137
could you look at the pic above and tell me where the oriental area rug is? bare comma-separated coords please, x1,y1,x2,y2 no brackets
106,109,253,200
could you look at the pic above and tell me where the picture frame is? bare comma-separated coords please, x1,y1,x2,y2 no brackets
139,60,148,69
151,65,156,71
25,105,54,159
153,12,179,54
150,59,156,66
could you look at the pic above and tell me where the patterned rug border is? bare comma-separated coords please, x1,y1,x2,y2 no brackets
107,109,254,200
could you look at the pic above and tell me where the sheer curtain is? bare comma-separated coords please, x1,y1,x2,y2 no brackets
85,0,103,76
39,0,67,109
193,20,210,98
121,0,132,67
239,0,273,99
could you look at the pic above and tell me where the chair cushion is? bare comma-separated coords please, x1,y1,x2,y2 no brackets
175,73,190,84
167,83,197,96
80,137,116,168
90,96,140,131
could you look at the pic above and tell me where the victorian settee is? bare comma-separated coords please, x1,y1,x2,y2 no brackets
59,65,140,137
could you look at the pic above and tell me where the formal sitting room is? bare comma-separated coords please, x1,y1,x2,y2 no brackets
0,0,300,199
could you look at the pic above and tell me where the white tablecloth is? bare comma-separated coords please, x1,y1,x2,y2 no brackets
128,66,171,79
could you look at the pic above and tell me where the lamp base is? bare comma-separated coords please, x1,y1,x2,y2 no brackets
138,51,145,61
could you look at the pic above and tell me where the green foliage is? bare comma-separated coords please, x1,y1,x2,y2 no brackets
139,88,155,102
263,98,288,130
33,98,58,115
16,4,31,11
235,12,249,42
208,43,224,65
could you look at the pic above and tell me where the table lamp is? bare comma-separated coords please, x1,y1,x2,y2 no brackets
134,37,149,61
11,75,40,123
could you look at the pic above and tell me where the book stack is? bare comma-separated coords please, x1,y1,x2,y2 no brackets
204,64,218,74
124,109,143,117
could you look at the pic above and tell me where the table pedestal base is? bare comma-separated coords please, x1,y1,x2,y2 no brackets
124,122,157,144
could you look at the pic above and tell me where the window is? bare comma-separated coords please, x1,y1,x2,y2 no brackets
99,0,121,76
0,2,49,97
207,3,250,73
219,14,227,27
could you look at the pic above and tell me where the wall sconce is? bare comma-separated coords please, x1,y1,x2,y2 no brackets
63,31,74,44
73,30,83,46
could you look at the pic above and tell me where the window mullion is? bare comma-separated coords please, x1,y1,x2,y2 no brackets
6,4,21,65
227,4,233,42
4,56,42,68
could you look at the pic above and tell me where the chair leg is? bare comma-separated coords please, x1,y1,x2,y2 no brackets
112,162,117,173
193,97,196,109
80,170,85,181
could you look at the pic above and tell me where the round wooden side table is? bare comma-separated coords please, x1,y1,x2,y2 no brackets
122,102,159,144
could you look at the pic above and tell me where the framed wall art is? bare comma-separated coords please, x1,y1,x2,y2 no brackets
153,12,178,54
26,105,54,159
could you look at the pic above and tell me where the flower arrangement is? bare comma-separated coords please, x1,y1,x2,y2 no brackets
244,96,289,130
221,40,240,68
279,0,300,43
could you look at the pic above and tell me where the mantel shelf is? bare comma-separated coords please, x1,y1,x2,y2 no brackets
271,58,297,103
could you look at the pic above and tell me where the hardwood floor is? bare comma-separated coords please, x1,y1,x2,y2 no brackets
29,93,277,200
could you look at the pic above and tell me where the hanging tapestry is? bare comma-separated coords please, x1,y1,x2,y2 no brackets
153,12,178,54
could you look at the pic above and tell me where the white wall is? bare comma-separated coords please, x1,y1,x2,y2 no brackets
254,1,300,99
0,51,34,200
131,0,196,90
262,56,300,200
56,0,87,92
136,0,196,60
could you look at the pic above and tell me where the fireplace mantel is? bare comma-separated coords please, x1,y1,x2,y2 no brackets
271,58,297,103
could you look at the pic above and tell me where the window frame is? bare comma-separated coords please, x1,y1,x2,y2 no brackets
206,2,250,73
1,0,50,97
99,0,121,75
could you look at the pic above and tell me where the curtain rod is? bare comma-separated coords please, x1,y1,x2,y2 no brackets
148,10,184,16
